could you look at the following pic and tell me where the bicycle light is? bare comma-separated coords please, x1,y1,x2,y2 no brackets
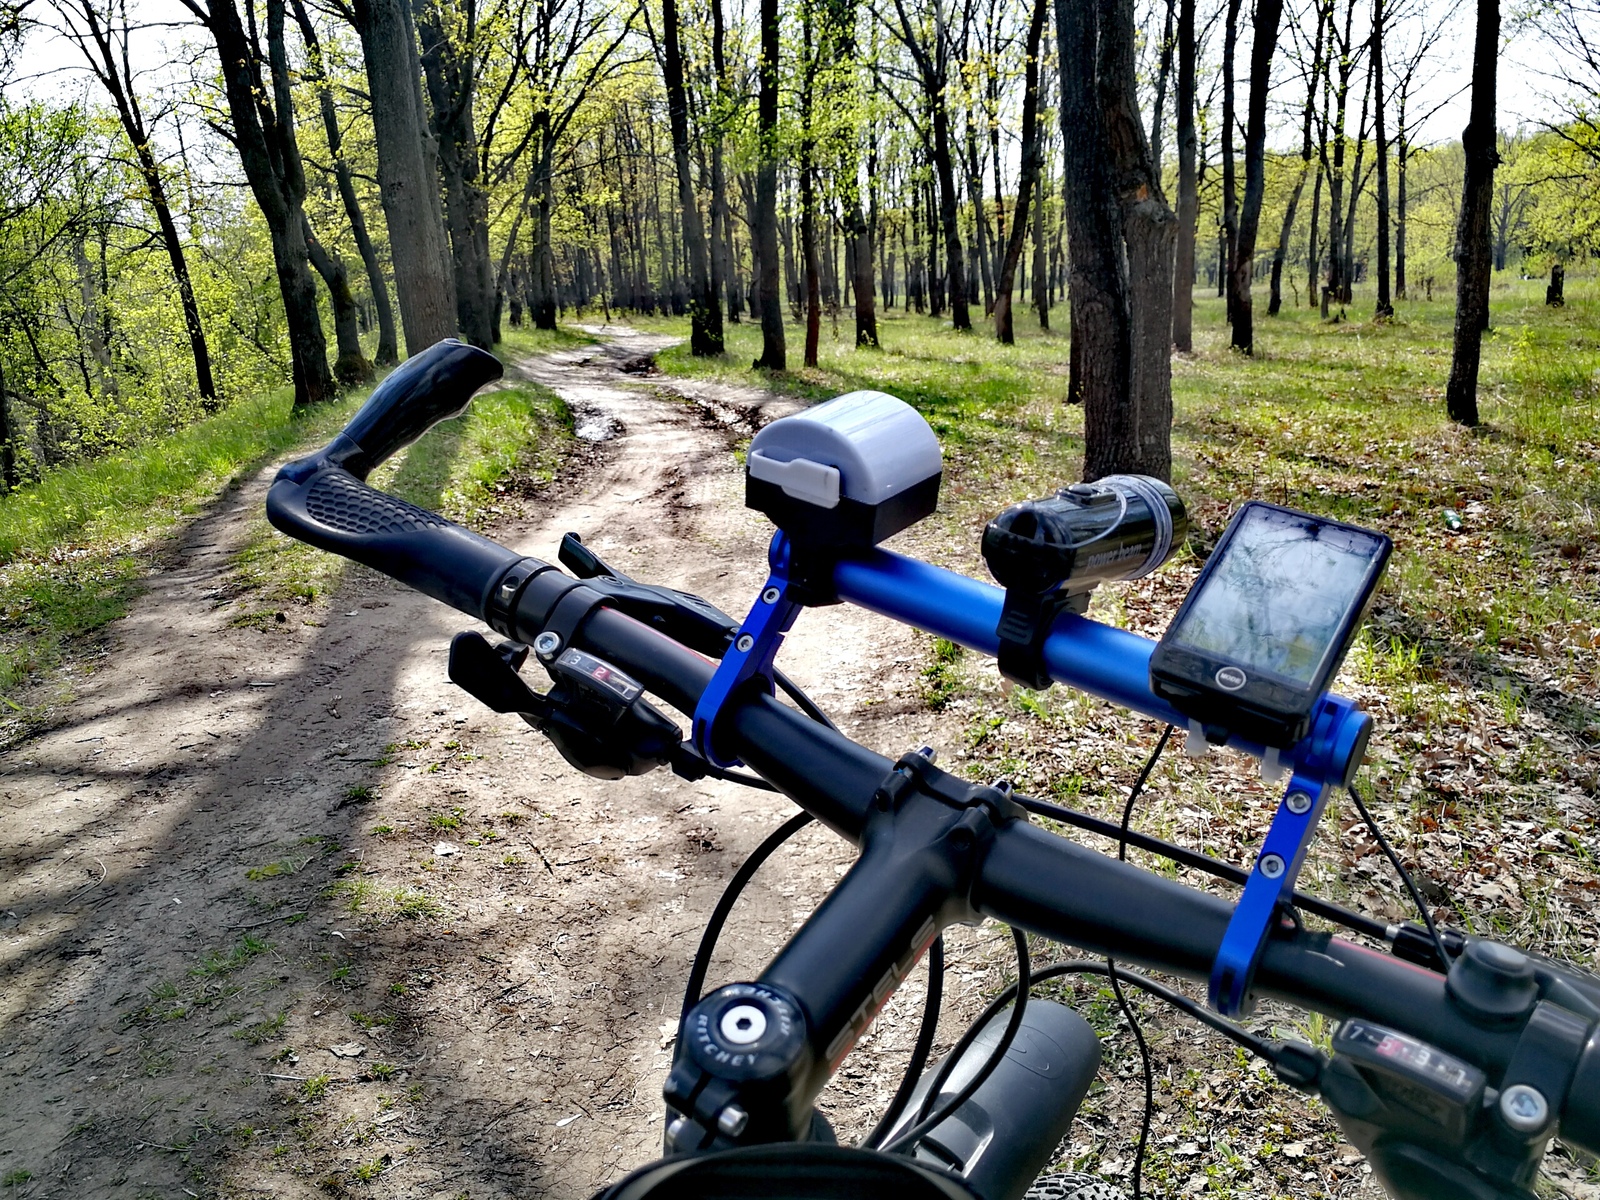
983,476,1188,605
744,391,942,548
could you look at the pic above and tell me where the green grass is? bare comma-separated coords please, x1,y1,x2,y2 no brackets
0,384,364,708
1,333,580,725
644,273,1600,967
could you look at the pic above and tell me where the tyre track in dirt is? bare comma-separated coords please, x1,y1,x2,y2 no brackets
0,328,956,1198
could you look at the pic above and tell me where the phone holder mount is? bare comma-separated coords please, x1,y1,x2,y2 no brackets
1210,692,1373,1017
693,392,942,769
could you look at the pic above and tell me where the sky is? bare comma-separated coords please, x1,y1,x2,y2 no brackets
6,0,1579,169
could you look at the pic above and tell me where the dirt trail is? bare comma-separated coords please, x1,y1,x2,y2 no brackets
0,329,950,1199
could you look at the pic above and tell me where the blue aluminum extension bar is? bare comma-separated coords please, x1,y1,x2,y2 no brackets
694,532,1372,1017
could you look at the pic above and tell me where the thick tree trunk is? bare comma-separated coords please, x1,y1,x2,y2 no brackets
531,137,558,330
1445,0,1498,426
1057,0,1134,479
353,0,457,354
1102,0,1176,479
193,0,333,406
995,0,1049,345
1172,0,1196,350
753,0,785,369
661,0,721,355
1372,0,1393,317
0,356,15,493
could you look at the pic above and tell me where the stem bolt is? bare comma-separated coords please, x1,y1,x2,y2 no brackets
1259,853,1286,880
735,634,755,653
1499,1084,1550,1134
716,1105,750,1139
533,632,561,658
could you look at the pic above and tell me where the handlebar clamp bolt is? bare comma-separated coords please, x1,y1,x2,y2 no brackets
1259,853,1286,880
533,631,562,659
762,587,781,605
1285,790,1313,815
716,1105,750,1139
1499,1084,1550,1135
735,634,755,653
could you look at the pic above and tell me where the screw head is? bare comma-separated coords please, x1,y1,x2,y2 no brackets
716,1105,749,1138
665,1115,693,1150
762,587,781,604
533,631,561,657
1259,853,1286,880
719,1004,767,1045
1499,1084,1550,1134
735,633,755,653
1285,790,1313,815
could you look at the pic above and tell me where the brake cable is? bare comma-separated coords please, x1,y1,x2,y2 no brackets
878,925,1032,1157
1108,727,1171,1200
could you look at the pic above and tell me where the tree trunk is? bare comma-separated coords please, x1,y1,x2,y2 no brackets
1269,165,1307,316
1228,0,1285,353
932,104,970,330
1272,0,1324,317
1150,0,1176,177
799,6,821,367
1221,0,1241,326
0,355,15,492
304,216,374,384
1057,0,1134,479
1172,0,1196,350
1102,0,1176,479
753,0,785,369
1445,0,1498,426
67,2,219,407
291,0,397,366
1341,63,1371,303
966,121,995,314
1032,136,1050,329
1372,0,1393,317
995,0,1049,345
531,135,558,330
353,0,457,354
191,0,333,406
415,0,494,349
661,0,721,355
1396,133,1408,297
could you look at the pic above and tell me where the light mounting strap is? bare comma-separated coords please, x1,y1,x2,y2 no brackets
692,534,803,769
1209,693,1369,1017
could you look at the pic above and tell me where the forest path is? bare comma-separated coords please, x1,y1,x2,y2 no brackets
0,328,945,1199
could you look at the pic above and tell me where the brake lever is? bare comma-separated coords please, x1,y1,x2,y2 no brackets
448,631,681,780
557,532,739,658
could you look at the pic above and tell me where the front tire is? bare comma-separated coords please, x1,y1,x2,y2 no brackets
1024,1172,1124,1200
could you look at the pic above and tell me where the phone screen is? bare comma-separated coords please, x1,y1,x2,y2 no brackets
1165,505,1385,685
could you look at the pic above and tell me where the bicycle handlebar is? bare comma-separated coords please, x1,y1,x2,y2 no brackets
262,343,1600,1172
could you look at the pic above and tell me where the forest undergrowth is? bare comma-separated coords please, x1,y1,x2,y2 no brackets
643,281,1600,1193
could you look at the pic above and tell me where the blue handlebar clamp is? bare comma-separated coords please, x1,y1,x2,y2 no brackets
693,534,804,769
1209,694,1372,1017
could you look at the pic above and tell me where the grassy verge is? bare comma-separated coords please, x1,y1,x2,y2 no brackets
1,329,585,727
224,380,574,620
0,385,368,710
642,279,1600,962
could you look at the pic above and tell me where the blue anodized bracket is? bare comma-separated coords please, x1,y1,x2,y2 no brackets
1209,693,1371,1017
692,533,803,769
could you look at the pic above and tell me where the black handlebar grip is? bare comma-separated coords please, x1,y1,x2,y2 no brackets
263,338,519,619
294,339,504,482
